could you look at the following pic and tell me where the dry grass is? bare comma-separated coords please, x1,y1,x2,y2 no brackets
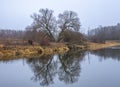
0,44,4,48
1,41,119,60
0,46,44,59
87,41,120,50
0,43,69,60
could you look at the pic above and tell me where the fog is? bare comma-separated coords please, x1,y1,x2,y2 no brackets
0,0,120,33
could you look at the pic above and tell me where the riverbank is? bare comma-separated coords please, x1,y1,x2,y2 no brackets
0,43,69,60
87,41,120,50
0,41,120,60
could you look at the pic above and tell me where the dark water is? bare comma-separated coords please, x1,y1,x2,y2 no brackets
0,47,120,87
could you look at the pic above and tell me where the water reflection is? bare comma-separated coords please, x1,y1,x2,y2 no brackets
1,47,120,87
27,51,85,86
90,47,120,61
27,55,57,86
58,51,85,84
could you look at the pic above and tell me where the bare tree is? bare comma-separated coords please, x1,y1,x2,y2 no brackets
58,11,81,41
26,9,83,43
29,8,57,41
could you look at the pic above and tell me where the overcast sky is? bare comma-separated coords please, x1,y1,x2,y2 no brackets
0,0,120,32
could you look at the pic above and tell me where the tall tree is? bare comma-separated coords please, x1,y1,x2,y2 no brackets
29,8,57,41
58,11,81,41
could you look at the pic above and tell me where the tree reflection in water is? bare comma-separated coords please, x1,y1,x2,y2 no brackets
58,51,85,84
27,55,57,86
27,51,85,86
90,47,120,61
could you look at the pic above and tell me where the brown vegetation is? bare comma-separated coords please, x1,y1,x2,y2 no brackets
87,41,120,50
60,30,87,45
0,43,69,60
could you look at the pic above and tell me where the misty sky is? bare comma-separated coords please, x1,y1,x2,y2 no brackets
0,0,120,32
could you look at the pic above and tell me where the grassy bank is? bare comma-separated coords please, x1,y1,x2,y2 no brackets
0,43,69,60
1,41,120,60
87,41,120,50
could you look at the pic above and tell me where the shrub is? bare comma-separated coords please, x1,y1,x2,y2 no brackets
62,30,86,45
39,36,50,46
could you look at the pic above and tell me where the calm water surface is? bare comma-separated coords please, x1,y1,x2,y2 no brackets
0,47,120,87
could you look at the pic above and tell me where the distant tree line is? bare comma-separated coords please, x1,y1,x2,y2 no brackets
0,29,24,40
0,29,25,45
88,23,120,43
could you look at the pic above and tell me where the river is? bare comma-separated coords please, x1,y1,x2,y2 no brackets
0,47,120,87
